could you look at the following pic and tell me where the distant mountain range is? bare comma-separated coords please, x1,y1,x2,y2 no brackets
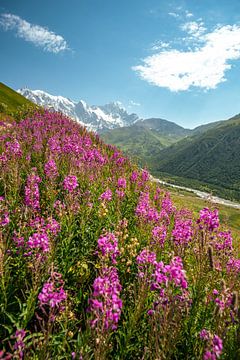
18,88,139,132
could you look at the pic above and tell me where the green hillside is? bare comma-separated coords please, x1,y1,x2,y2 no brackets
153,116,240,200
102,118,188,167
0,82,33,113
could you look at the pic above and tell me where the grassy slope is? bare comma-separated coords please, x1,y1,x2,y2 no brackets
0,82,33,113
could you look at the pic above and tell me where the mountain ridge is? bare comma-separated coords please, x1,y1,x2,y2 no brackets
18,88,139,132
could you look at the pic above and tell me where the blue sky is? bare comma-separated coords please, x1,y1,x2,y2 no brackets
1,0,240,128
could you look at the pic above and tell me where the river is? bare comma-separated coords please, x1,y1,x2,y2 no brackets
150,176,240,210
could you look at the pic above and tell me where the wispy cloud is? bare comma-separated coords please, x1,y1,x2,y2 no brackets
0,13,69,53
168,12,179,19
133,22,240,91
185,10,193,18
129,100,141,107
150,40,170,51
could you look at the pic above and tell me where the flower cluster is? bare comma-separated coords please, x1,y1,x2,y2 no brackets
172,211,193,245
117,177,127,189
63,175,78,192
136,192,160,223
99,189,112,202
151,256,188,293
38,272,66,308
27,232,50,253
5,139,22,158
130,170,138,183
45,217,61,236
141,169,149,182
226,257,240,274
212,231,233,252
88,267,122,331
24,173,42,210
152,225,167,247
44,159,58,179
197,208,220,232
200,330,223,359
161,192,175,215
97,232,119,264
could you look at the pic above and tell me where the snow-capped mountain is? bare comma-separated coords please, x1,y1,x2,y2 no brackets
17,88,139,132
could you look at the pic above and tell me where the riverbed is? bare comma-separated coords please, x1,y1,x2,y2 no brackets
150,176,240,210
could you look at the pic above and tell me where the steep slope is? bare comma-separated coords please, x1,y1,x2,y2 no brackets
102,117,189,166
154,116,240,199
0,82,33,113
18,88,139,132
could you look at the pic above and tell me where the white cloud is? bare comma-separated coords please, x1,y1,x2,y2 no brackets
133,24,240,91
0,13,69,53
181,21,206,38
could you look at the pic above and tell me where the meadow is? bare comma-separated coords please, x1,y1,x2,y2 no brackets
1,109,240,359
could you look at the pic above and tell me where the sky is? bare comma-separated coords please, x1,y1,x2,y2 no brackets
1,0,240,128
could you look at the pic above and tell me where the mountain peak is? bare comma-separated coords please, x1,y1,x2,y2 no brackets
18,88,140,132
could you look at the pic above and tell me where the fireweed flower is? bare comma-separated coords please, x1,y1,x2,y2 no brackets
27,232,50,253
38,272,66,309
45,217,61,236
197,208,220,232
172,215,193,245
88,267,122,331
137,248,157,278
200,330,223,360
44,159,58,179
138,254,189,316
116,189,125,199
226,257,240,274
136,192,160,224
161,193,176,215
151,256,188,293
152,226,167,247
13,329,26,359
63,175,78,192
0,211,10,227
212,231,233,252
13,235,25,249
24,173,42,210
200,329,210,340
130,170,138,183
117,177,127,189
5,139,22,158
141,169,149,182
136,248,157,266
97,232,119,264
99,189,112,202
